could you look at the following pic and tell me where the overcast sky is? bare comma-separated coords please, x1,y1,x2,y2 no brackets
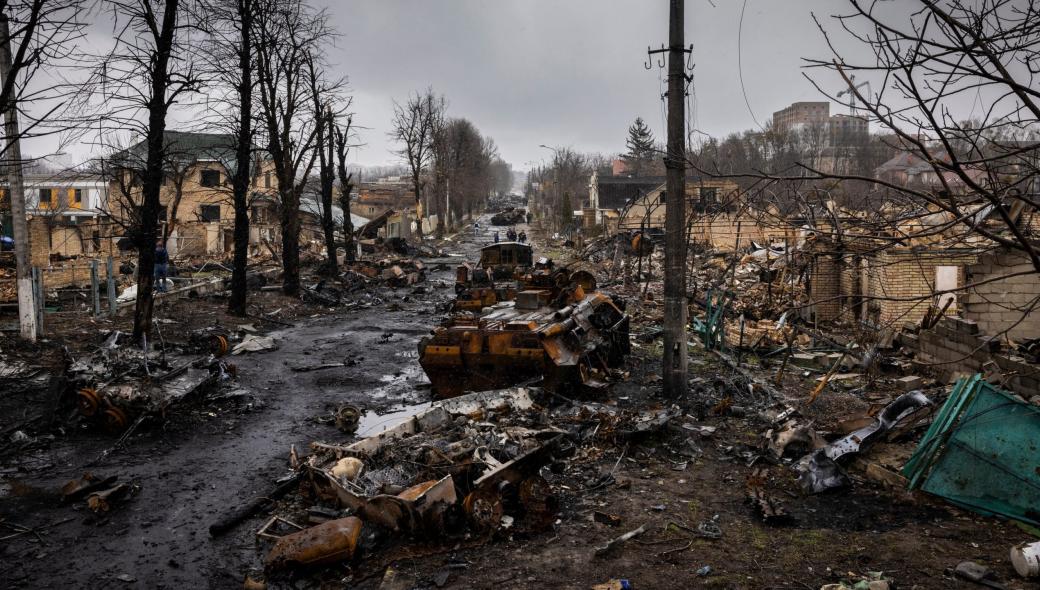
316,0,901,171
29,1,924,171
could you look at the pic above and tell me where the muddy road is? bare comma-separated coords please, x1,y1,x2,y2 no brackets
0,216,517,589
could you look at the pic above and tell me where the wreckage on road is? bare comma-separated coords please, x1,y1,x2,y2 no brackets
253,388,568,573
489,207,526,226
421,277,630,397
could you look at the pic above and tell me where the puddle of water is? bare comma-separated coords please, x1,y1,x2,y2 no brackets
355,400,432,437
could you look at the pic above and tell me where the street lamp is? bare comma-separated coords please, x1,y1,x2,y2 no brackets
538,145,561,233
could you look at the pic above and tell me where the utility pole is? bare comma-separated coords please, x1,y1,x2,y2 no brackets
0,13,37,341
649,0,690,397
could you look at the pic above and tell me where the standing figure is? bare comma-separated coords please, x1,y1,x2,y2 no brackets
154,240,169,293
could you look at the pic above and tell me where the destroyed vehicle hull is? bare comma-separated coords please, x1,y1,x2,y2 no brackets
479,242,533,279
490,208,526,226
419,291,630,398
68,334,233,433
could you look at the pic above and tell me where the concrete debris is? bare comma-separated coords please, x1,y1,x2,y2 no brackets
953,561,1005,589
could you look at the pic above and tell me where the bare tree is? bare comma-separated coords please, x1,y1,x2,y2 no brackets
84,0,204,341
332,112,355,262
0,0,89,159
304,50,347,275
0,0,89,340
390,87,444,240
199,0,257,315
254,0,328,296
798,0,1040,272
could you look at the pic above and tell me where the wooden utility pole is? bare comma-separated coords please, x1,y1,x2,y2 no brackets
661,0,688,396
0,13,37,341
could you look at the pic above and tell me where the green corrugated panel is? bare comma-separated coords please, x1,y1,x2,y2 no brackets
903,375,1040,526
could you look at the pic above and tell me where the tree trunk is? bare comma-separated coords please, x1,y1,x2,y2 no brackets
434,170,446,238
339,180,354,263
228,0,252,317
165,176,185,246
132,0,179,342
0,13,36,341
335,122,354,264
320,113,337,275
280,184,300,295
412,174,423,240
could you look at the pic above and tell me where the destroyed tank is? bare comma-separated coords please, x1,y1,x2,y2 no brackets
489,207,526,226
451,242,540,312
420,274,630,398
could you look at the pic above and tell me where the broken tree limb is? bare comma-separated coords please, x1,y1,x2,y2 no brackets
808,349,850,405
208,472,302,537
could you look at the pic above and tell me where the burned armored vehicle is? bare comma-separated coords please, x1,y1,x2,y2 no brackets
420,271,630,398
451,242,540,312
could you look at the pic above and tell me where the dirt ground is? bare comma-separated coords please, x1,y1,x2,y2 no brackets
0,216,1033,590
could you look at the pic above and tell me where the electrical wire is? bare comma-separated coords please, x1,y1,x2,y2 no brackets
738,0,764,130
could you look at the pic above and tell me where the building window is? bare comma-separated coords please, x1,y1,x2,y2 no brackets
38,187,53,207
200,204,221,222
73,188,83,204
700,187,718,204
200,169,220,187
264,171,271,188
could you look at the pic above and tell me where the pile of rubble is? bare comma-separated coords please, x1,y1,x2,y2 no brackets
342,258,427,289
239,389,568,576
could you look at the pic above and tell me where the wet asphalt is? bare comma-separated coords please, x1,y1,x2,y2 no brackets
0,214,525,589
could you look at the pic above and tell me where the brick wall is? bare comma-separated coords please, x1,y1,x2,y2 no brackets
27,216,49,267
913,317,1039,397
871,251,972,328
808,244,976,328
688,213,799,252
961,248,1040,340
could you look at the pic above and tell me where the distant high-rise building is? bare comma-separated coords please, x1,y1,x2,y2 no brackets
771,101,830,134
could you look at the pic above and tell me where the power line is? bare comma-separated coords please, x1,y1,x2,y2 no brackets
738,0,764,130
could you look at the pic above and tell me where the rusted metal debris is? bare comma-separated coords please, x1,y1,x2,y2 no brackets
421,272,630,397
61,473,136,513
265,516,363,569
67,329,238,433
797,390,931,493
260,388,570,572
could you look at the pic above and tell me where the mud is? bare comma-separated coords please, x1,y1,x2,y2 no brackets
0,216,1027,589
0,218,507,589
